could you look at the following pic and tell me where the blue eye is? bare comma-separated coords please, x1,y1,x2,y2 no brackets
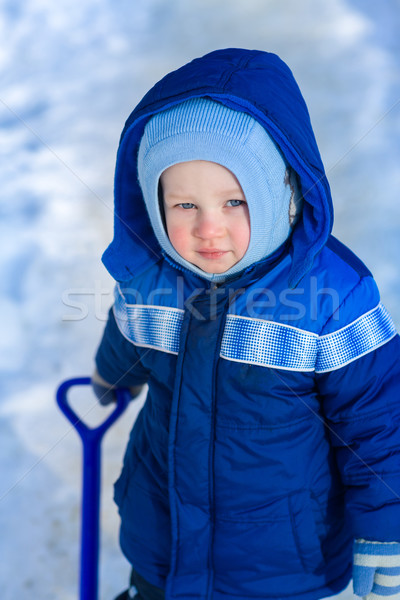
179,203,195,209
227,199,245,207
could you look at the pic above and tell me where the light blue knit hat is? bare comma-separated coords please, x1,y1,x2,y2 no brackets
137,98,301,281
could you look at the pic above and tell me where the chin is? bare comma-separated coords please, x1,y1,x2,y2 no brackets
195,262,235,274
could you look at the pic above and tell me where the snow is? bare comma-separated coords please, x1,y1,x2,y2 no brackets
1,0,399,598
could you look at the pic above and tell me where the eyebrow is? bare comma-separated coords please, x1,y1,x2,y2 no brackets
163,192,195,202
163,188,245,201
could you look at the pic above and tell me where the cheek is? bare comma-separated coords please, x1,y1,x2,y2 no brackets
165,219,191,254
232,212,251,257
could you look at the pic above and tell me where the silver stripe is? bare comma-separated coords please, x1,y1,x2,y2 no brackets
221,304,396,372
316,303,396,372
220,315,317,371
113,286,396,371
113,286,183,354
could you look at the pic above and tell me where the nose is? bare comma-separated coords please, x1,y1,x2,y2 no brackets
194,211,225,240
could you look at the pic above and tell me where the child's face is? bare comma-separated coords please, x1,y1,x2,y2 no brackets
160,160,250,274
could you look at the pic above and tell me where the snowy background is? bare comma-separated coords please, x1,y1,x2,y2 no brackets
1,0,399,598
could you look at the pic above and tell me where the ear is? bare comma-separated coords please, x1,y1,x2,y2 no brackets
285,167,304,228
158,180,167,231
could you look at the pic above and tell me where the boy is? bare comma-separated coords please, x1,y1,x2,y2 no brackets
93,49,400,600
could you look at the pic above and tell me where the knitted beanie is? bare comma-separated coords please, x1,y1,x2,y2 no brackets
137,98,301,281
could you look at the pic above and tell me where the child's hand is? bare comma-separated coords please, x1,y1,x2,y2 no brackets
91,369,117,405
91,370,144,406
353,539,400,599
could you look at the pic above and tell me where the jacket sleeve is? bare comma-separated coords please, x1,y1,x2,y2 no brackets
315,276,400,542
95,306,150,388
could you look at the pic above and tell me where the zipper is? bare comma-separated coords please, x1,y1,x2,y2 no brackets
206,305,229,599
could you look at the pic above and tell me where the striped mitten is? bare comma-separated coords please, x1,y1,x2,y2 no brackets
353,539,400,599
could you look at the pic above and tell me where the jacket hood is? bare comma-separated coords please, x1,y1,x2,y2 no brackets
102,48,333,287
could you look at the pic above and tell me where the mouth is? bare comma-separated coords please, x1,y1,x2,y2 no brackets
197,249,229,260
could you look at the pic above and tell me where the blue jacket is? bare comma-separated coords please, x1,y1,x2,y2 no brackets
96,49,400,600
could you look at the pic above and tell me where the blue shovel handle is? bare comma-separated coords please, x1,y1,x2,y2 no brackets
56,377,131,600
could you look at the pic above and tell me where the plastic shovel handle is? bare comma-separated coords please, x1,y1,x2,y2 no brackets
56,377,131,442
56,377,131,600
